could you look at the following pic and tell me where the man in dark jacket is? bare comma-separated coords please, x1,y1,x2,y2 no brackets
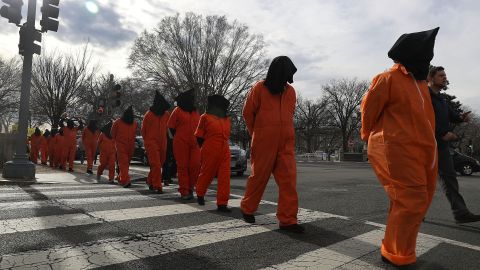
429,66,480,223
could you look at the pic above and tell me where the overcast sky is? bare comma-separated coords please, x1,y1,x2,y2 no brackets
1,0,479,110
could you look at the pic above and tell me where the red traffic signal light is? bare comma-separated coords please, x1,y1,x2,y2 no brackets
0,0,23,25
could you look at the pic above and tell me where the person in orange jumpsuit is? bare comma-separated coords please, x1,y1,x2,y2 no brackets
54,128,65,169
167,89,200,200
97,121,116,183
111,106,138,187
40,129,50,165
29,128,42,164
48,129,57,167
241,56,304,233
195,94,231,212
142,91,171,194
82,120,100,174
360,28,439,267
61,118,83,172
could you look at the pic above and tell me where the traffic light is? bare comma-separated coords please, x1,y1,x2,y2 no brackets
40,0,59,32
111,84,121,107
19,25,41,55
0,0,23,25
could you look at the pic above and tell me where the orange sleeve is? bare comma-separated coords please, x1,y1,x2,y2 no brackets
360,74,390,141
194,114,207,138
167,108,178,129
242,84,260,136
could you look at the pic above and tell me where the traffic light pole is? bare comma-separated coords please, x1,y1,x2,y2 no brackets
2,0,37,180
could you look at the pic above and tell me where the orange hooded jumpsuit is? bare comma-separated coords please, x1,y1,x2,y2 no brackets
195,114,231,206
168,107,201,196
111,119,137,185
142,110,170,191
29,135,42,164
361,63,437,265
62,127,79,171
97,133,116,181
54,131,65,168
40,134,49,164
48,133,56,167
241,81,298,226
82,128,100,171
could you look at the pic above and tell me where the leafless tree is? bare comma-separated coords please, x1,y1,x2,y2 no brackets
30,45,96,127
0,56,21,131
294,96,330,153
323,78,369,151
128,12,268,113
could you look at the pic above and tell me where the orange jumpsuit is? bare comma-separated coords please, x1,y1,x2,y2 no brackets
241,81,298,226
54,133,65,168
97,133,116,181
111,119,137,185
142,110,170,191
48,136,55,167
195,114,231,206
62,127,79,171
82,128,100,171
360,63,437,266
29,135,42,164
40,136,48,164
167,107,201,196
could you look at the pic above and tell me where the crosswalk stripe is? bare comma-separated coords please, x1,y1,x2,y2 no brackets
0,208,333,269
0,199,242,235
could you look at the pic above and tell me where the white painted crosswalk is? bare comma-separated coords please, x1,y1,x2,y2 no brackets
0,182,479,270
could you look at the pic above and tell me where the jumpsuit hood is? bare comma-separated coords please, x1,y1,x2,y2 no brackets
50,128,58,137
67,119,75,129
59,128,64,136
34,127,41,136
150,91,171,116
101,121,113,139
207,94,230,118
175,88,196,113
388,27,439,80
43,129,50,138
87,120,98,133
122,105,134,124
264,56,297,95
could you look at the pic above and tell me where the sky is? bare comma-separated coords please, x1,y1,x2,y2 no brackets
1,0,480,111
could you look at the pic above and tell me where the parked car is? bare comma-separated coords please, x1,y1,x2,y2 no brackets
132,136,149,166
230,141,247,176
453,150,480,176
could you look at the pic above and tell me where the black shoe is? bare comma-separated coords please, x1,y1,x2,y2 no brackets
217,205,231,212
197,196,205,205
381,255,416,269
279,224,305,233
148,185,153,191
68,168,74,172
455,213,480,224
86,169,93,175
122,182,132,188
242,212,255,223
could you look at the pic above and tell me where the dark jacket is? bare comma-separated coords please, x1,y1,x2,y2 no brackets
429,88,463,149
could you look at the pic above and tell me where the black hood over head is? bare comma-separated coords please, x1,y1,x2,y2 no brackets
207,94,230,117
264,56,297,95
50,128,58,137
87,120,98,132
150,91,171,116
101,121,113,139
59,128,64,136
388,27,439,80
67,119,75,129
175,88,195,112
122,105,134,124
34,127,41,136
43,129,50,138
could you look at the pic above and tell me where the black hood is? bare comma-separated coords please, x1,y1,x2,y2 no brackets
264,56,297,95
50,129,58,137
175,88,196,112
122,105,134,124
67,119,75,129
87,120,98,132
43,129,50,138
59,128,64,136
207,94,230,117
34,127,41,136
101,121,113,139
388,27,440,80
150,91,171,116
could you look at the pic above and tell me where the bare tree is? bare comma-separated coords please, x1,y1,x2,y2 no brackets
0,56,21,131
323,78,369,151
30,45,96,127
294,96,330,153
128,12,268,113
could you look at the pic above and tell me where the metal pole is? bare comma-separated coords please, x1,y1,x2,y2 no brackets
2,0,37,180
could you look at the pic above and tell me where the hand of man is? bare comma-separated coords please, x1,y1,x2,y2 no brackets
461,111,472,122
442,132,458,141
